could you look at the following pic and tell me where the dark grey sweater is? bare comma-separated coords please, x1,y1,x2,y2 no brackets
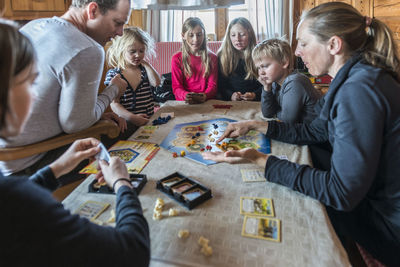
0,167,150,266
261,72,321,123
264,54,400,266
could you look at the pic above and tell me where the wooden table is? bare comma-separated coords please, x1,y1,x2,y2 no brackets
63,100,350,267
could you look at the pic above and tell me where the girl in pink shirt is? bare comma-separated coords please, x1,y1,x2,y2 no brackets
171,17,218,104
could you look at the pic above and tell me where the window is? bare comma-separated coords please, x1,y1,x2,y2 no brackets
159,9,215,42
228,2,248,22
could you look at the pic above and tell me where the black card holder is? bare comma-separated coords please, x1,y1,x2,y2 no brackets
89,174,147,195
156,172,212,209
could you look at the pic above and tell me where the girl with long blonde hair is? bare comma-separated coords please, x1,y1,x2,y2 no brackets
217,17,261,101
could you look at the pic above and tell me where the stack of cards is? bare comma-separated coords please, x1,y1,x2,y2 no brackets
74,200,110,221
240,197,281,242
240,169,266,182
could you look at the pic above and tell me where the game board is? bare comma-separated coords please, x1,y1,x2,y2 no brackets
160,118,271,165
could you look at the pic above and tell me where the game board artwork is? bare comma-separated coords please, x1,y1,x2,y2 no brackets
160,118,271,165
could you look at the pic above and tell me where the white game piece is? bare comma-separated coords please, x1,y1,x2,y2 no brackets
178,229,190,238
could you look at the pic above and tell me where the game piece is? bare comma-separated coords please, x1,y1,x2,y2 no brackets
156,172,212,210
240,197,275,217
154,197,165,211
178,229,190,238
209,137,215,142
161,177,182,187
171,182,193,193
191,139,196,145
212,123,218,129
180,150,186,157
206,145,212,151
197,126,204,131
241,215,281,242
169,208,179,216
200,245,213,256
195,132,200,137
172,152,178,158
200,148,205,152
152,211,162,220
75,200,110,221
213,130,218,135
152,115,172,125
198,236,209,247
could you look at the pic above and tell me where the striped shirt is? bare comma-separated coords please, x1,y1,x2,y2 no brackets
105,66,154,116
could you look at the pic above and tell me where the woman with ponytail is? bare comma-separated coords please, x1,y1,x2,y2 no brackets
202,3,400,265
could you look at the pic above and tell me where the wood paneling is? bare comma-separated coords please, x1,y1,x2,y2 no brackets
2,0,69,20
377,16,400,40
128,10,144,28
374,0,400,17
11,0,64,12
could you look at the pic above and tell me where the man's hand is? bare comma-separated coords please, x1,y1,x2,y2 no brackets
96,157,132,192
110,74,128,99
101,112,127,133
50,138,100,178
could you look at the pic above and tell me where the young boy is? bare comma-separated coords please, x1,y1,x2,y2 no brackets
253,38,321,123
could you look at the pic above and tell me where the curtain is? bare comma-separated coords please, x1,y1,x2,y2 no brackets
133,0,244,10
247,0,293,43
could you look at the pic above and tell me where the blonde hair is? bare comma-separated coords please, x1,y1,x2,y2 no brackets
181,17,211,77
106,26,155,70
217,17,257,80
252,38,293,78
300,2,400,80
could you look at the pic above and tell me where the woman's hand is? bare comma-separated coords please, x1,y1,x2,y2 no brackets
101,111,127,133
202,148,268,167
50,138,101,178
96,157,132,192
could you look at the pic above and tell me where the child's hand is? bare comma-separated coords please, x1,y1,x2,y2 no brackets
231,92,242,101
185,93,206,104
257,76,272,91
132,114,149,126
110,74,128,98
241,92,256,101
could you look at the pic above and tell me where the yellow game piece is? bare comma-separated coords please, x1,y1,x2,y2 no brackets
200,245,213,256
191,140,196,145
169,208,179,216
180,150,186,156
198,236,209,247
178,229,190,238
152,211,162,220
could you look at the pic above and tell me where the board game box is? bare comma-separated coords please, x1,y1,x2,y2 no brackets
160,118,271,165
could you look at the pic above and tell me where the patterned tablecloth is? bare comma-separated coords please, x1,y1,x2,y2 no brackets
62,100,350,267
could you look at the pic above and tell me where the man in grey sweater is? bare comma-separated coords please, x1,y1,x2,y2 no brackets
0,0,131,178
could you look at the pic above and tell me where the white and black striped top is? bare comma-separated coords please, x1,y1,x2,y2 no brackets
105,66,154,116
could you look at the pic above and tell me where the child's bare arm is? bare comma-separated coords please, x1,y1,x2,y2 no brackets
142,61,161,87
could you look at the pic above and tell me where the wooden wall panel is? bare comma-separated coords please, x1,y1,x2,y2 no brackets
11,0,64,11
374,0,400,17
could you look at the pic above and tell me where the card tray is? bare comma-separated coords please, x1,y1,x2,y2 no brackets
88,174,147,195
156,172,212,210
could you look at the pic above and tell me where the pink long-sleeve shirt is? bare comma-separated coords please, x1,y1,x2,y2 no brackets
171,51,218,101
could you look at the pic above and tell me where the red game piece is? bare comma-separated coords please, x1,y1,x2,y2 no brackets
200,148,205,152
172,152,178,158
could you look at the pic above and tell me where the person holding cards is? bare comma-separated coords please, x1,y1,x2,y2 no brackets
0,20,149,266
202,2,400,266
171,17,218,104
